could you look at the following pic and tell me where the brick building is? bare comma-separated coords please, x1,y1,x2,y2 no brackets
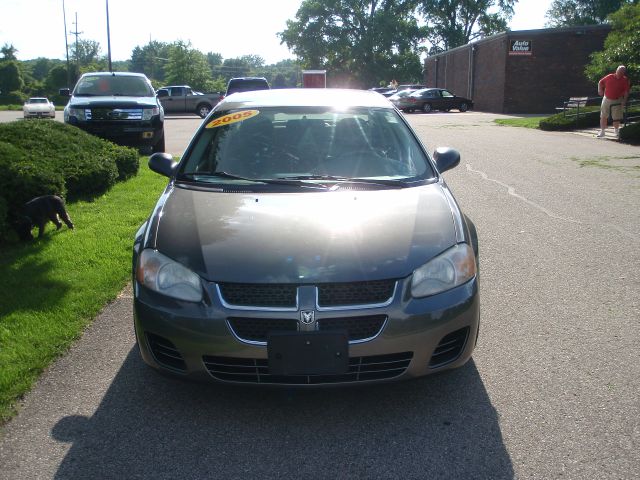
423,25,611,113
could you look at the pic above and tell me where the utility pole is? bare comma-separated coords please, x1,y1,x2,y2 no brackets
62,0,71,88
106,0,112,71
70,12,83,83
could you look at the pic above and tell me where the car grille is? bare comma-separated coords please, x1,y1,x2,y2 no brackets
87,108,144,120
217,280,396,308
429,327,469,368
228,315,387,343
318,281,395,306
219,283,298,308
202,352,413,384
146,332,187,372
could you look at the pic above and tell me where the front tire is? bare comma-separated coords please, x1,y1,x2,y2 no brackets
152,131,165,153
422,103,432,113
459,103,469,112
196,103,211,118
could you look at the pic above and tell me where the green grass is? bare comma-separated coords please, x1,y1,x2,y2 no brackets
0,160,168,423
494,116,546,128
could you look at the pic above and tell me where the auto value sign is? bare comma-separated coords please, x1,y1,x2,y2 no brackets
509,40,532,56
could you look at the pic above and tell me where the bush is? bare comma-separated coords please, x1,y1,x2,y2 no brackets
0,196,7,243
0,121,139,197
619,121,640,144
0,91,27,105
539,108,601,131
0,121,139,241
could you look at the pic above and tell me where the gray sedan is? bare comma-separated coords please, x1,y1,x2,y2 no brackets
133,88,479,385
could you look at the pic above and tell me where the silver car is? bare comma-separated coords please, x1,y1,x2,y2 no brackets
133,88,479,385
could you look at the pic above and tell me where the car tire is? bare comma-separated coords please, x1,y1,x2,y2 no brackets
152,131,165,153
196,103,211,118
459,103,469,112
422,103,432,113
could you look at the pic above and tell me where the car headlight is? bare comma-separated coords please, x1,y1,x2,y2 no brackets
411,244,476,298
136,249,203,302
142,107,160,120
68,107,86,120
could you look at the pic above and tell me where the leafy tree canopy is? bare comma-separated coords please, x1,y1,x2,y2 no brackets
545,0,636,28
585,3,640,85
279,0,425,87
70,39,103,68
1,44,18,61
164,40,214,91
0,61,24,93
419,0,516,53
130,41,171,82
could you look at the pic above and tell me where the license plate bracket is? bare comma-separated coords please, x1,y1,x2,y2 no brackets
268,330,349,376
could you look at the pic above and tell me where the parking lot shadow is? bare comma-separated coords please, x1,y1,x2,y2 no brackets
53,348,513,479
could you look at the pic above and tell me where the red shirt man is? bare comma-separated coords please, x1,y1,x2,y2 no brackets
597,65,631,138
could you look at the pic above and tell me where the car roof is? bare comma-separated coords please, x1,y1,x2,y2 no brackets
80,72,148,78
228,76,267,81
218,88,394,110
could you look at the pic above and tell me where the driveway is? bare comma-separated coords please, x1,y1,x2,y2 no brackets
1,111,638,479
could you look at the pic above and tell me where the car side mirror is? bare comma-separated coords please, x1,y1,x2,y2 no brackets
149,153,178,178
59,88,70,97
433,147,460,173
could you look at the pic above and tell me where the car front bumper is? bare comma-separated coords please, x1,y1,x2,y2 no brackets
67,117,163,148
133,275,480,386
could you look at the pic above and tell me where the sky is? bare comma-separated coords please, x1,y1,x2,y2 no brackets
0,0,552,64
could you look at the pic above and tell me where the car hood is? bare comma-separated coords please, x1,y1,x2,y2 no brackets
67,96,158,108
151,184,457,284
25,104,53,111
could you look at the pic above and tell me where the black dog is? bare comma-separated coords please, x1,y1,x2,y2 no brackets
15,195,74,241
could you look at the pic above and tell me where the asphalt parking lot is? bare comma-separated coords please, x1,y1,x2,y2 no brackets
0,109,638,479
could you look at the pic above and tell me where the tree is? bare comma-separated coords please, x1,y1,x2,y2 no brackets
220,58,251,79
585,3,640,85
417,0,516,53
0,61,24,93
70,39,103,67
279,0,425,87
130,41,171,81
1,44,18,61
544,0,635,28
164,41,213,91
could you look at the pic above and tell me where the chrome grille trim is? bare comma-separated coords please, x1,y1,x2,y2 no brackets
214,281,398,311
216,284,299,312
226,315,388,346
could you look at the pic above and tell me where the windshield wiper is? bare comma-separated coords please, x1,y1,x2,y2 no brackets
278,175,406,188
180,172,327,188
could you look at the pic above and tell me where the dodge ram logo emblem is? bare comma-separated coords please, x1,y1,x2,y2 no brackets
300,310,315,325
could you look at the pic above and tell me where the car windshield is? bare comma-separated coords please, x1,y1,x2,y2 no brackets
74,75,155,97
28,98,48,104
179,106,434,185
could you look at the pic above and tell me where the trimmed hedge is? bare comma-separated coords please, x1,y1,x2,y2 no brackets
619,121,640,144
0,120,140,242
539,105,640,143
539,107,601,131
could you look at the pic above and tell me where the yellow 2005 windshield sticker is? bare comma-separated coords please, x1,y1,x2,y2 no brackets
206,110,260,128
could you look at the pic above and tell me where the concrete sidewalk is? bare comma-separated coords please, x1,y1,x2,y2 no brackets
572,126,624,141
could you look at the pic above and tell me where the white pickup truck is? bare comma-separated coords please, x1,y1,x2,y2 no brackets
156,85,223,118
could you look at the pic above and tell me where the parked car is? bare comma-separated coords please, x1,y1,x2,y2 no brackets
403,88,473,113
397,84,427,91
60,72,165,153
369,87,396,96
23,97,56,118
133,88,479,386
388,89,418,110
225,77,270,97
156,86,223,118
